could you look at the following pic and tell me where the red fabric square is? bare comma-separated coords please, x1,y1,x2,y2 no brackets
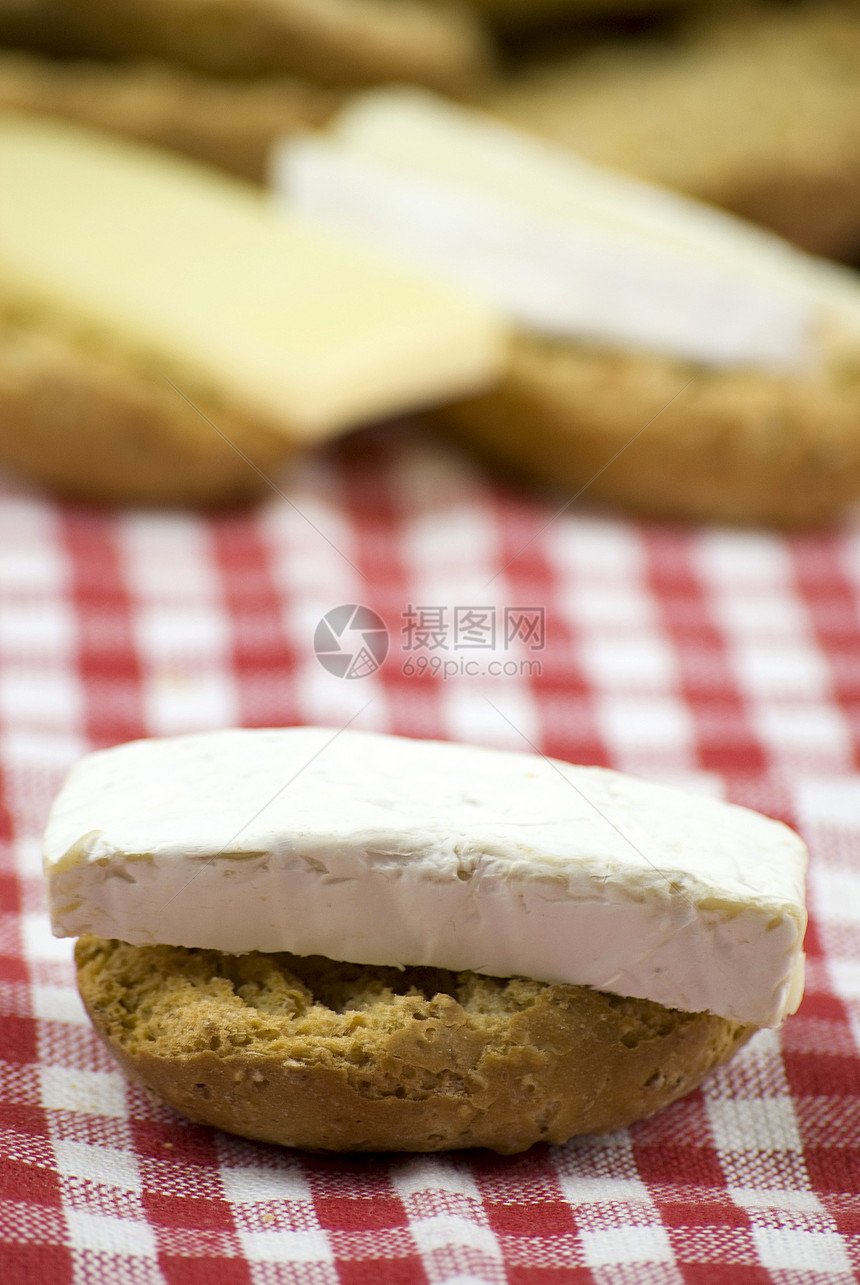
0,874,20,913
678,1268,773,1285
633,1142,729,1191
783,1051,860,1097
654,1195,750,1229
315,1196,409,1232
0,956,29,983
508,1272,595,1285
142,1192,237,1231
485,1201,576,1237
4,1243,72,1285
336,1260,427,1285
0,1157,62,1206
159,1257,252,1285
804,1148,860,1194
0,1015,37,1064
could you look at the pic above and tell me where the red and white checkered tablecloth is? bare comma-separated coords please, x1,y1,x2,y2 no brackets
2,420,860,1284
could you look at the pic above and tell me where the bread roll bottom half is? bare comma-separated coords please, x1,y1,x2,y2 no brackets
75,936,751,1153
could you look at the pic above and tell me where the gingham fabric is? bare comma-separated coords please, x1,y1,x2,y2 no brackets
2,421,859,1284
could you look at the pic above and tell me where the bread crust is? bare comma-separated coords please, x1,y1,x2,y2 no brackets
486,2,860,258
0,313,292,506
433,332,860,528
464,0,716,19
0,0,491,92
0,52,340,184
75,936,751,1153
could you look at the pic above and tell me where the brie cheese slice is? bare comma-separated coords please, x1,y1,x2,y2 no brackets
275,88,860,371
0,113,505,441
44,728,806,1028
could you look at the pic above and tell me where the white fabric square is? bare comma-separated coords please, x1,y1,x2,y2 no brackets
559,1176,652,1208
751,1225,852,1271
404,506,499,570
827,960,860,1000
706,1096,803,1154
238,1228,335,1264
262,497,359,580
731,643,830,700
393,1158,482,1203
292,665,388,733
22,913,75,964
134,604,232,662
549,521,647,579
143,669,238,736
695,532,793,585
54,1140,141,1192
410,1216,499,1256
31,985,89,1025
808,867,860,925
13,836,46,878
596,694,694,754
580,635,677,691
730,1187,822,1213
0,727,85,773
796,777,860,830
0,667,84,727
564,585,656,630
443,683,539,753
40,1065,128,1119
756,705,852,761
710,593,809,637
580,1223,673,1267
120,513,220,599
220,1164,315,1205
0,545,68,594
0,602,77,656
64,1209,157,1258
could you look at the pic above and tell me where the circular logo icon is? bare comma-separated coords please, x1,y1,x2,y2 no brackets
314,604,390,679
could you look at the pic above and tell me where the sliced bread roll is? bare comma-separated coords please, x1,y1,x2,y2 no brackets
279,88,860,526
0,312,290,506
46,727,806,1150
0,0,492,91
486,2,860,259
75,937,751,1153
0,50,340,184
0,112,504,505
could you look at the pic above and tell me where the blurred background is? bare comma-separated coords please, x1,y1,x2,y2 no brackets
3,4,860,1282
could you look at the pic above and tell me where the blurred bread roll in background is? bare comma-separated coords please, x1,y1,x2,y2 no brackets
486,2,860,259
0,0,492,90
0,49,340,182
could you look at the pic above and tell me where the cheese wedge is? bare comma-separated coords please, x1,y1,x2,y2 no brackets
44,728,807,1029
275,88,860,371
0,112,505,442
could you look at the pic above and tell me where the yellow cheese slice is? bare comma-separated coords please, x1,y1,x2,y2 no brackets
0,112,505,441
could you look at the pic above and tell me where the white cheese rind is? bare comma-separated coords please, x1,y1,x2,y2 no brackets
43,728,807,1027
275,88,860,370
0,112,505,440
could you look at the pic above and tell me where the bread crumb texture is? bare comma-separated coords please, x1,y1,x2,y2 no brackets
0,311,291,506
76,935,751,1152
436,333,860,528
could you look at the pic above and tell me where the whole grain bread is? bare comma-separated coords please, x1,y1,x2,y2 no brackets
486,2,860,258
0,51,340,184
0,0,492,92
434,332,860,528
0,312,290,506
465,0,725,19
76,936,751,1153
